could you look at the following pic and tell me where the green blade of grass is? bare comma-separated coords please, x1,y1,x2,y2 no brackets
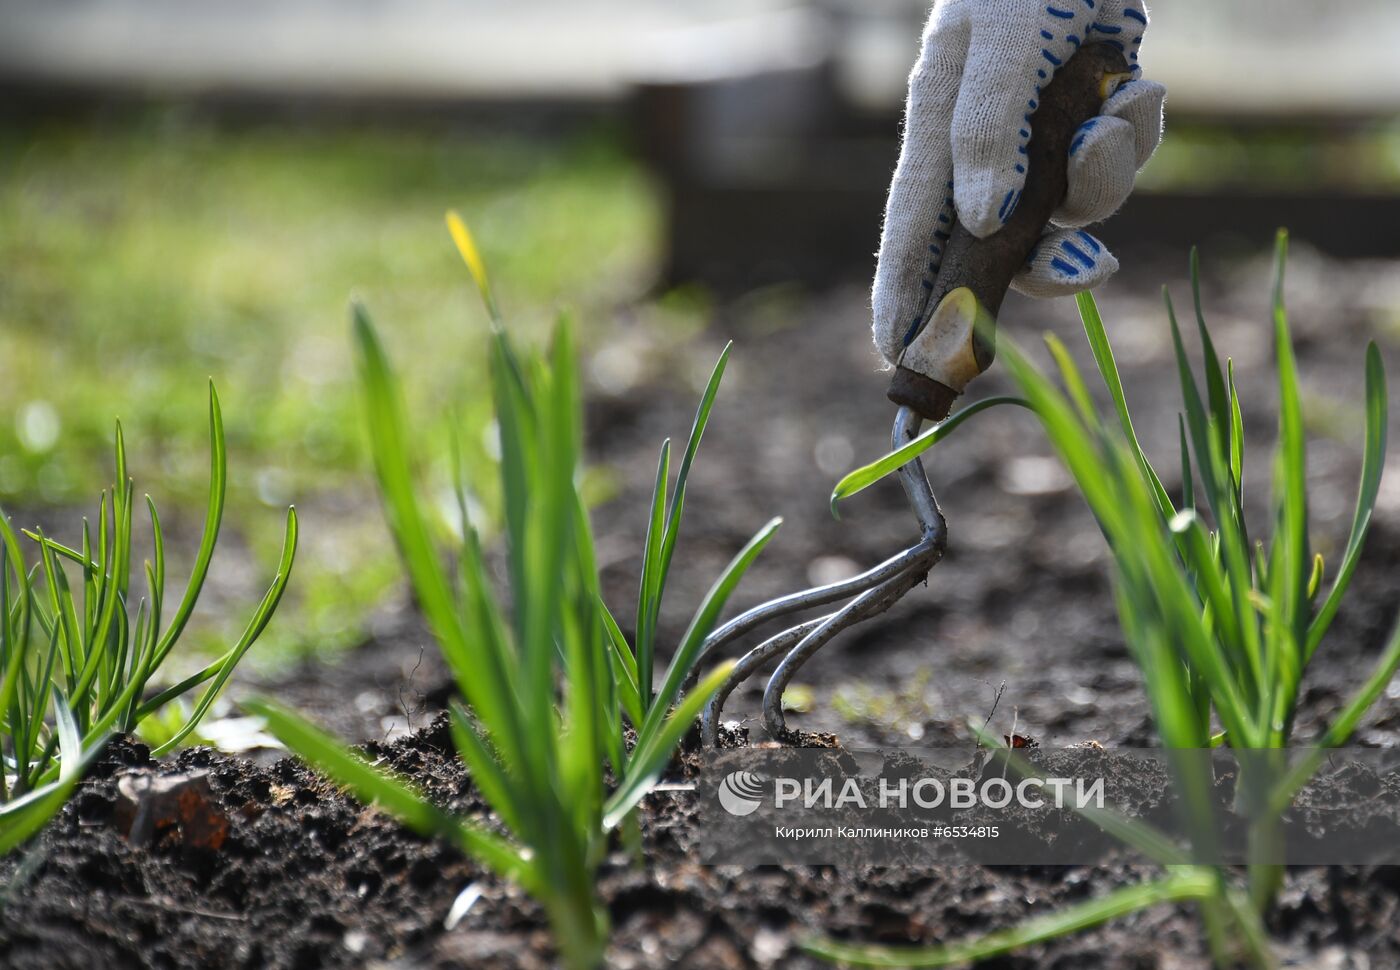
1213,881,1277,968
1263,231,1310,740
1165,290,1231,525
78,446,131,712
1165,289,1264,708
0,740,106,855
1306,553,1325,602
351,303,527,772
599,597,644,728
146,494,165,603
0,548,12,802
0,533,31,757
1077,290,1176,519
661,345,729,565
603,659,735,831
0,778,75,855
1269,229,1309,637
1227,360,1245,497
448,704,529,840
556,548,603,834
595,653,627,783
112,422,131,595
23,537,94,572
1190,248,1233,460
119,599,144,707
647,343,731,666
1305,342,1387,661
513,322,581,772
148,506,298,756
79,520,94,644
490,324,541,650
51,689,81,783
1170,510,1245,675
34,533,82,690
640,517,782,743
634,438,670,712
132,661,218,719
1178,416,1195,511
1143,494,1256,748
148,383,227,671
20,625,63,787
568,491,627,784
0,508,25,582
1043,333,1100,427
55,530,131,715
829,397,1030,515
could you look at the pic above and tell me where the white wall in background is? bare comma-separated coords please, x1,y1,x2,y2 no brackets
0,0,1396,116
0,0,818,99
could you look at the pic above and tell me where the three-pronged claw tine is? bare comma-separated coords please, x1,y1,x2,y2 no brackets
701,406,945,744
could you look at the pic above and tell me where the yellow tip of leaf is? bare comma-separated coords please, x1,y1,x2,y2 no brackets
445,210,497,316
1307,552,1324,600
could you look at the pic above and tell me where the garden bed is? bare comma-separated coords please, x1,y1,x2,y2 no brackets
3,251,1399,968
5,719,1399,968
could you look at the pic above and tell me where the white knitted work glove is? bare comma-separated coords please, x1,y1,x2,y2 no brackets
872,0,1165,367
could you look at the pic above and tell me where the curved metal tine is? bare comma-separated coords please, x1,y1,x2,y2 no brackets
754,408,946,740
893,406,944,538
699,533,940,745
682,538,938,694
700,408,947,745
762,547,938,740
701,614,830,746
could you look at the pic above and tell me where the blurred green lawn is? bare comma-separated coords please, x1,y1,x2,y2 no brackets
0,112,658,665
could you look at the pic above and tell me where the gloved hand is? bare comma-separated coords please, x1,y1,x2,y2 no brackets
872,0,1165,368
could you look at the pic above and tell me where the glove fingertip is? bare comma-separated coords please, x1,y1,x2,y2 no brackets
1056,117,1137,227
1103,77,1167,167
1014,230,1119,298
954,176,1028,240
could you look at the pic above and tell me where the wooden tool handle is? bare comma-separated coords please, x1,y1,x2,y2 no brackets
888,43,1132,422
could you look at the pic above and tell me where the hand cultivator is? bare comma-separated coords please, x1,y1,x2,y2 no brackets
701,44,1131,744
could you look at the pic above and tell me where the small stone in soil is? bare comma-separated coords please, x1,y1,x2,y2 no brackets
114,770,230,850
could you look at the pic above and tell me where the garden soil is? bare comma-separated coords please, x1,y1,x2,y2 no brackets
3,248,1399,968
